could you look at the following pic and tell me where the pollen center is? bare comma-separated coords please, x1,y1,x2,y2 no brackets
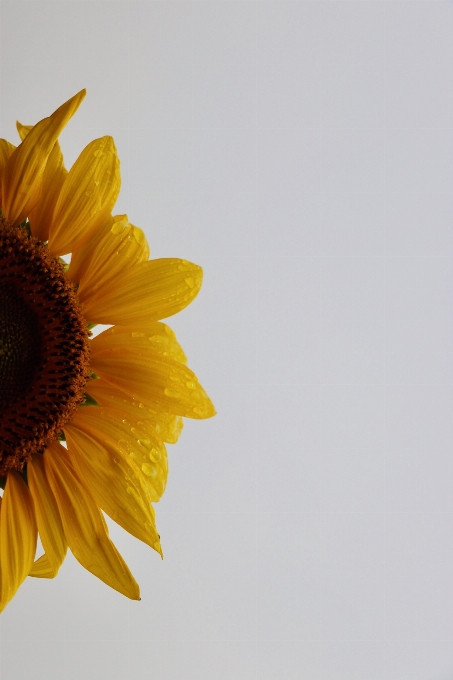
0,285,42,406
0,217,91,475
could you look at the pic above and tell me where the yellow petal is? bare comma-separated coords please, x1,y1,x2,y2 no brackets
30,141,67,242
65,410,163,548
1,89,85,226
16,122,33,141
44,440,140,599
67,406,168,503
79,258,203,325
90,336,215,419
48,136,121,256
0,471,37,613
0,139,16,207
68,214,149,285
0,139,16,169
15,121,68,241
66,213,116,282
29,555,57,579
90,323,187,364
87,379,184,444
75,219,149,296
28,453,67,578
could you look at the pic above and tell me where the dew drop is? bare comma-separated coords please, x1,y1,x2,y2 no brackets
184,277,194,288
186,381,196,390
131,331,145,338
94,149,104,158
149,447,161,463
141,463,156,477
164,387,180,398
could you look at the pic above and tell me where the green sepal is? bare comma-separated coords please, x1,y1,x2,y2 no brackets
80,392,99,407
19,219,31,237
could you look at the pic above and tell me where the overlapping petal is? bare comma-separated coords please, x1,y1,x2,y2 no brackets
44,440,140,600
79,258,203,325
65,408,165,542
1,90,85,226
87,379,184,444
90,323,187,363
15,122,68,241
91,332,215,419
48,136,121,256
28,453,67,579
0,88,215,609
71,216,149,291
0,139,16,206
0,472,37,612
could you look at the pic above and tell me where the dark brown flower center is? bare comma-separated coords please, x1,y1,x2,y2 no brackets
0,216,91,475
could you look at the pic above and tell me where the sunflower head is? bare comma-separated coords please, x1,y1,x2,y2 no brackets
0,216,90,475
0,91,215,612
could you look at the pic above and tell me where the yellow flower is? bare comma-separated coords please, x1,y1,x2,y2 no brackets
0,90,215,612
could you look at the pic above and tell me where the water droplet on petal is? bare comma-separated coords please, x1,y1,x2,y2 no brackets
149,447,161,463
141,463,156,477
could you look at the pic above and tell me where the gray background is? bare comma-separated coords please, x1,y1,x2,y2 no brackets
1,1,453,679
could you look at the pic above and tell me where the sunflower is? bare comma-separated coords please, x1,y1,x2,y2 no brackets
0,90,215,612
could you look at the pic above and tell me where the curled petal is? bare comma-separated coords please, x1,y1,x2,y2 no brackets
16,122,33,141
1,90,85,226
44,440,140,600
15,121,68,241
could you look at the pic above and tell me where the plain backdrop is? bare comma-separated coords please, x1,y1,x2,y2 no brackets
1,2,453,679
